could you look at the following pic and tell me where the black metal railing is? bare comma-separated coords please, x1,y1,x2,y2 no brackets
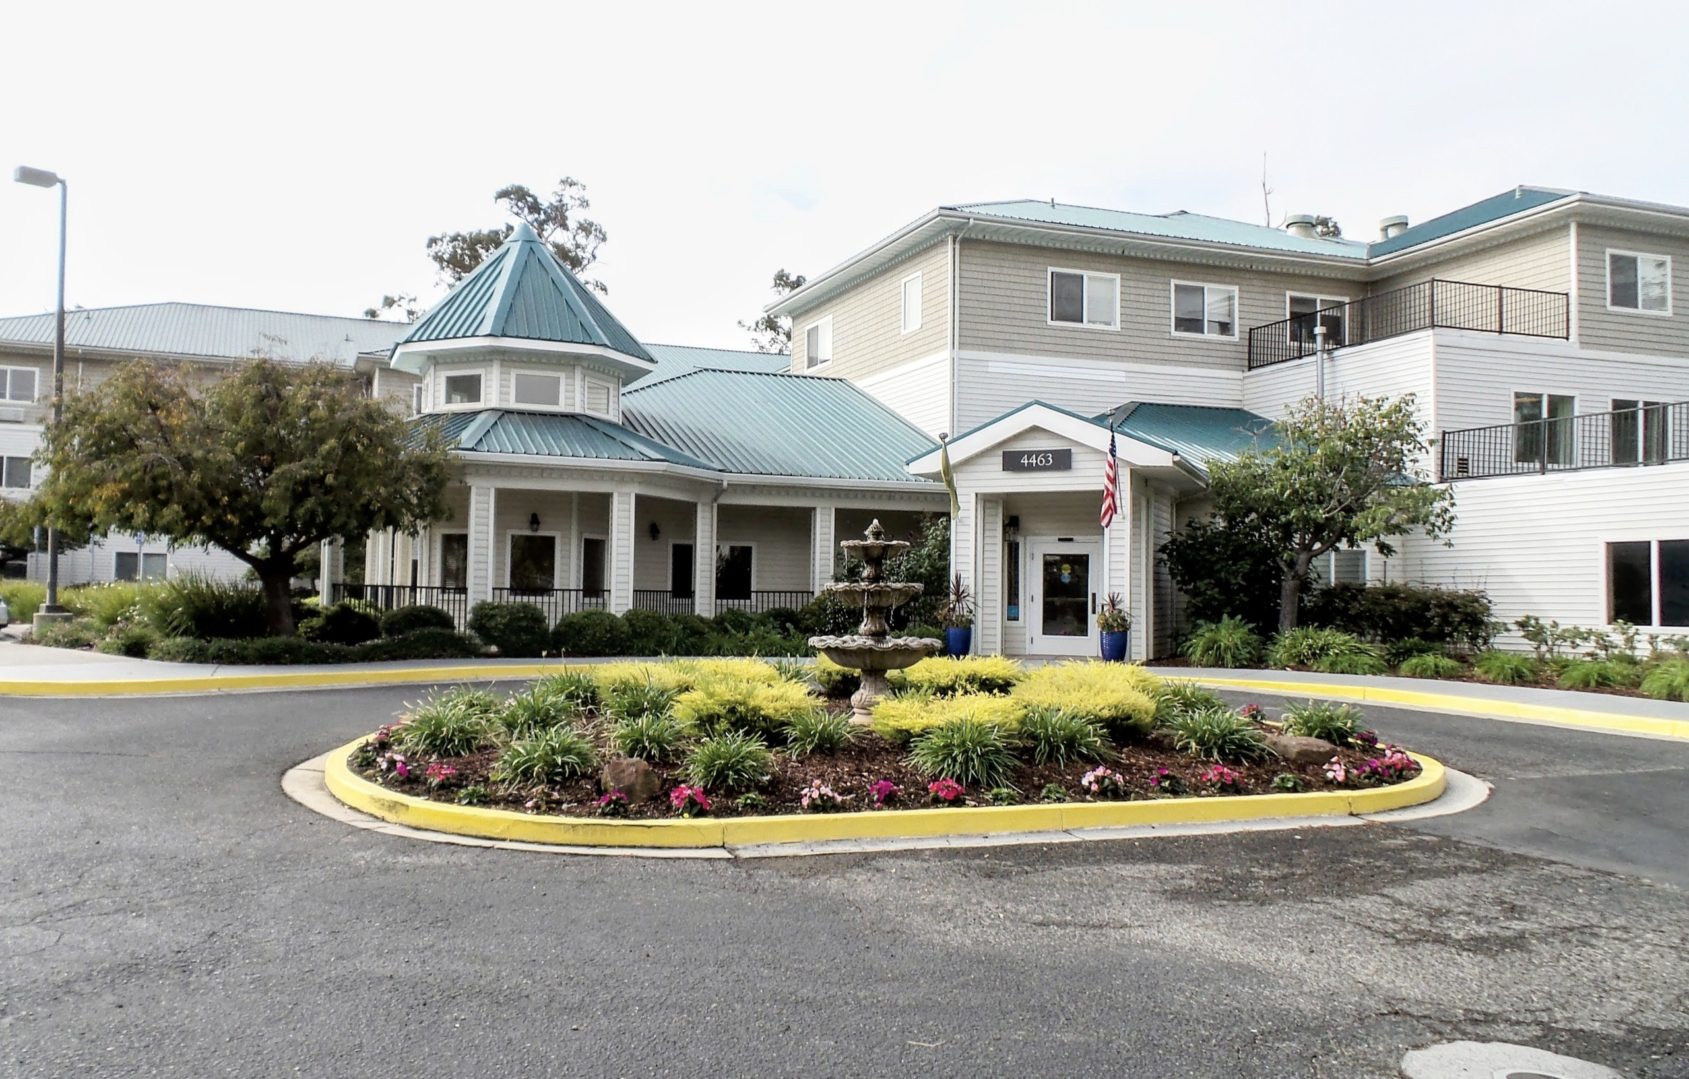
1247,278,1570,370
491,587,609,623
1440,400,1689,480
631,590,696,616
331,583,471,625
715,590,817,614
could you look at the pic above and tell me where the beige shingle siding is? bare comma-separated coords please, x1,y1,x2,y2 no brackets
1576,224,1689,356
1371,225,1572,296
955,240,1362,369
789,241,951,378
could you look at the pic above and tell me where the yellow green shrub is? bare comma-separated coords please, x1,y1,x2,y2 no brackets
813,654,861,696
590,662,695,696
1011,662,1159,737
870,693,1025,743
672,678,819,740
674,657,782,686
888,655,1025,696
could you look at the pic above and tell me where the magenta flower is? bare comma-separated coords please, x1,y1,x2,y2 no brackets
869,779,899,806
927,778,965,803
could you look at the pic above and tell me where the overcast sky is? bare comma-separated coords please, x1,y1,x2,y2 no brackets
5,0,1689,350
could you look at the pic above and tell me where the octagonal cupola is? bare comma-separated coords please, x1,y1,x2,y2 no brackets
392,222,655,418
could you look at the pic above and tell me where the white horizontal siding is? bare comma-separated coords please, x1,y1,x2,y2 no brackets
1242,331,1437,426
1577,224,1689,356
955,350,1244,432
1373,225,1571,295
1388,463,1689,642
855,351,951,437
790,241,951,379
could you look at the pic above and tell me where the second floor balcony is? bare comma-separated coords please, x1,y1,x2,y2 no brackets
1439,400,1689,481
1247,278,1570,370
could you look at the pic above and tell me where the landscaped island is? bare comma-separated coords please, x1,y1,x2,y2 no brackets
344,657,1422,821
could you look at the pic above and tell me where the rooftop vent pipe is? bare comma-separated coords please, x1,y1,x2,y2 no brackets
1379,215,1410,240
1284,214,1317,239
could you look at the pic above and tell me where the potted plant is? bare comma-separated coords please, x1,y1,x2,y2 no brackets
1096,592,1131,661
940,573,975,657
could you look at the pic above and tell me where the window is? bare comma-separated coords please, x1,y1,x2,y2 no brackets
0,366,37,403
1607,251,1671,314
1,456,30,489
411,383,425,416
901,273,922,334
1608,539,1689,627
580,536,606,597
583,378,612,416
439,533,468,590
1513,391,1575,466
716,544,752,600
1172,282,1238,338
1611,399,1668,466
512,372,562,407
804,317,833,369
443,373,482,406
1311,549,1367,585
1048,269,1119,329
114,552,167,581
1287,293,1347,349
507,533,557,592
1005,539,1021,621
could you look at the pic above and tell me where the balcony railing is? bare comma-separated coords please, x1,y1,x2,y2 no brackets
1247,278,1570,370
332,583,471,625
631,589,819,616
492,587,609,624
1439,400,1689,480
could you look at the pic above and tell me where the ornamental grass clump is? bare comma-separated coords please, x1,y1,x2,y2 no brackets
397,687,499,758
870,693,1023,743
1017,707,1110,766
1472,649,1540,685
1153,681,1229,728
490,726,599,786
1269,627,1384,673
603,678,680,722
1181,616,1263,668
1165,705,1270,762
530,670,600,711
1641,656,1689,702
781,709,853,757
492,687,580,740
672,678,817,740
610,712,687,763
891,655,1025,696
905,718,1019,789
591,662,694,697
685,731,773,791
1010,662,1157,738
1281,700,1364,746
1397,652,1465,680
1557,659,1620,691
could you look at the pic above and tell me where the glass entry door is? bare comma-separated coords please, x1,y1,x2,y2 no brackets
1026,540,1101,656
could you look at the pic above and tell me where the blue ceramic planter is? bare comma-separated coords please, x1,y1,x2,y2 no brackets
944,627,973,657
1099,629,1129,662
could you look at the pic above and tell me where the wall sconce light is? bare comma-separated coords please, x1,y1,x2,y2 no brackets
528,513,541,533
648,522,661,542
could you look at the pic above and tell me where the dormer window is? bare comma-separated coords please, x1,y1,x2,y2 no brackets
513,372,563,408
583,376,613,417
443,373,482,406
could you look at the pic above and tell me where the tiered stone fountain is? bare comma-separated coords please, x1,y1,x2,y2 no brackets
808,520,942,722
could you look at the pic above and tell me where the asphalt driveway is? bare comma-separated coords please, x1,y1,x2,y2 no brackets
2,686,1685,1078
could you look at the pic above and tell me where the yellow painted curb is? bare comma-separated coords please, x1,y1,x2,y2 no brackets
1183,675,1689,742
0,663,570,698
321,736,1447,850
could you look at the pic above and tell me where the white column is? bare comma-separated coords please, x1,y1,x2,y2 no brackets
609,488,636,614
810,502,836,592
978,498,1002,655
318,539,337,604
466,485,495,604
693,500,718,618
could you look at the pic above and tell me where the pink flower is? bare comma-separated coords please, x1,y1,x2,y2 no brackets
869,779,899,806
927,778,965,803
1324,756,1348,784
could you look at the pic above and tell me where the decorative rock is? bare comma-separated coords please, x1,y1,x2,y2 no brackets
600,757,661,802
1144,729,1179,752
1265,733,1337,767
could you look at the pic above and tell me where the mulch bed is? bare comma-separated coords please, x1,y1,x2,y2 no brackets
349,705,1418,820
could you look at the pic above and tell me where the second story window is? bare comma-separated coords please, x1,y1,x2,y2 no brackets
1172,282,1238,338
411,383,425,416
1,455,31,489
512,372,562,408
1608,250,1671,315
805,317,833,369
1513,391,1575,466
0,366,37,403
583,377,613,417
901,273,922,334
1287,293,1348,349
443,372,482,406
1048,269,1119,329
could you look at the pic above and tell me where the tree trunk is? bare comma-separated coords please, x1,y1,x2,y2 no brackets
260,563,296,637
1278,552,1314,635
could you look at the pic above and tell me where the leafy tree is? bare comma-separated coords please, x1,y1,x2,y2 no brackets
1205,394,1454,633
30,359,453,636
739,268,807,353
363,293,423,321
1159,515,1283,632
425,178,608,292
0,493,93,560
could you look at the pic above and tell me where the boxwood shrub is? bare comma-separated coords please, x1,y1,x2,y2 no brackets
353,628,481,661
467,601,552,657
298,602,382,646
379,604,455,637
553,609,631,656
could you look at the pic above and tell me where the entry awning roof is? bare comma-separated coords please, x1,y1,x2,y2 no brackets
413,409,716,470
1103,402,1275,474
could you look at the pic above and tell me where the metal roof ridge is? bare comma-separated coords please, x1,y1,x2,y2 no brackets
0,300,411,326
482,239,527,336
457,409,503,448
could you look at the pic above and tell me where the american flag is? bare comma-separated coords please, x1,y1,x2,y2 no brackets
1100,430,1119,528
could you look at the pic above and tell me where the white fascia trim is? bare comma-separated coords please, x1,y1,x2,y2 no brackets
455,450,940,496
768,212,955,317
907,403,1177,474
391,338,655,376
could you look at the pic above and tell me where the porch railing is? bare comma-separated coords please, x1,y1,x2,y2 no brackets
331,583,470,625
1439,400,1689,480
491,587,608,624
1246,278,1570,370
716,590,817,614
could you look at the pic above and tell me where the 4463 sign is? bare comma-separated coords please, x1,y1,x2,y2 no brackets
1001,448,1072,472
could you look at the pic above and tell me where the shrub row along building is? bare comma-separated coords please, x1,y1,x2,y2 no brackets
3,185,1686,655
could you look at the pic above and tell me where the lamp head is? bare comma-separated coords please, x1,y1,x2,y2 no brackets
13,166,62,188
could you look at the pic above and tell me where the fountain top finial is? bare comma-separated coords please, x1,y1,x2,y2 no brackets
864,519,886,542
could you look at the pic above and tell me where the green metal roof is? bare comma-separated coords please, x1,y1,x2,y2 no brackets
1366,186,1570,257
949,199,1370,259
413,409,713,469
623,369,938,483
634,343,790,386
0,302,404,364
399,223,653,363
1106,402,1275,473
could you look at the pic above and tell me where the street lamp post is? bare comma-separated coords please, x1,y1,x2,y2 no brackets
13,165,71,625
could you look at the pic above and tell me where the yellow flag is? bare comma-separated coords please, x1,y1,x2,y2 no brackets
939,437,960,517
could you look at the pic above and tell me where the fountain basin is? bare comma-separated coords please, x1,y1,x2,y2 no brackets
820,581,926,608
810,633,941,723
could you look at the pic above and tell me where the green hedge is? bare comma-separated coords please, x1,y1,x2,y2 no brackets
148,628,482,665
379,604,456,637
1301,583,1494,652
